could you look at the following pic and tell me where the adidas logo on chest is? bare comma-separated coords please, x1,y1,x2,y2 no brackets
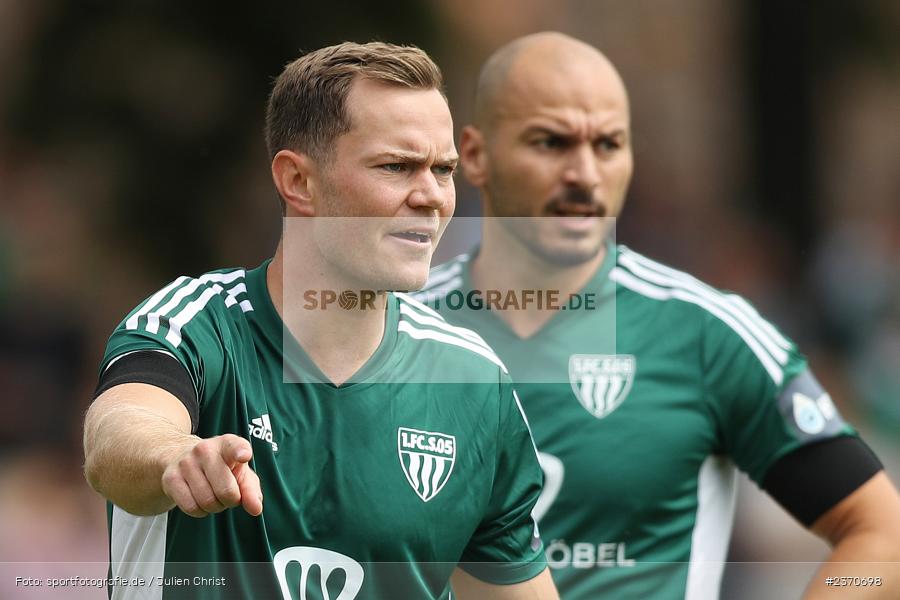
248,413,278,451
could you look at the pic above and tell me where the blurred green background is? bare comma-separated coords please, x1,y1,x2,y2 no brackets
1,1,898,597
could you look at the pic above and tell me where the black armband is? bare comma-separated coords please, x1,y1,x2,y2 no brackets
94,350,199,433
762,436,883,527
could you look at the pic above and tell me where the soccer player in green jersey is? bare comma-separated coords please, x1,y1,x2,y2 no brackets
415,32,900,599
83,41,559,600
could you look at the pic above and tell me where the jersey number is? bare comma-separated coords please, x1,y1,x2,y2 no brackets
533,452,564,523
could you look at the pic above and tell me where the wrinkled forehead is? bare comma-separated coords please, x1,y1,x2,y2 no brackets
494,49,629,128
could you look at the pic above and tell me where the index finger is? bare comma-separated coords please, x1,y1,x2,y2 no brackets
218,434,253,466
233,462,263,516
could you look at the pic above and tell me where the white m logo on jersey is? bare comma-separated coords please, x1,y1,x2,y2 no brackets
273,546,364,600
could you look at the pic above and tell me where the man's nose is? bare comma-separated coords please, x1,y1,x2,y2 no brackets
407,170,452,212
562,144,601,190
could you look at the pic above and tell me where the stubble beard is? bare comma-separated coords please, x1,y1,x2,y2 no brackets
484,181,608,268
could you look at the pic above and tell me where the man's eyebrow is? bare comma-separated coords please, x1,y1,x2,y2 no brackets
523,125,627,137
373,151,459,163
520,126,629,144
435,153,460,164
522,125,572,137
373,151,424,161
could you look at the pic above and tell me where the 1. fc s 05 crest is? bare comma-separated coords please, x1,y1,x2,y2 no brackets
397,427,456,502
569,354,636,419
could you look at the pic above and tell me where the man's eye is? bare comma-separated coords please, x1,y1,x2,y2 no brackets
597,138,621,152
381,163,406,173
432,165,455,177
535,136,568,150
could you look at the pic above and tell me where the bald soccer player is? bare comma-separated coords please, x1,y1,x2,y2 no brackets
416,32,900,599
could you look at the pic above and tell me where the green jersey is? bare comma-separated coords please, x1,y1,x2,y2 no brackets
98,260,545,599
416,243,854,600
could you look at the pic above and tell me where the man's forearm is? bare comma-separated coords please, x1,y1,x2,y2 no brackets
84,400,197,515
803,532,900,599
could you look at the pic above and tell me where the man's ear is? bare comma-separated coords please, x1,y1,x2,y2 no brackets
459,125,489,188
271,150,318,217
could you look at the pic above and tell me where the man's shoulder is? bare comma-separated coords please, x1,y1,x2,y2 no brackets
410,254,470,304
612,244,745,318
393,291,508,380
119,265,257,345
612,245,797,381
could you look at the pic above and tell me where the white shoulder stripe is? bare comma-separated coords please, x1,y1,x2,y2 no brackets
166,284,224,347
621,249,792,352
138,270,246,334
126,276,189,330
611,267,784,385
726,294,791,351
396,291,445,319
419,261,464,292
618,251,790,365
611,268,669,299
397,321,508,374
126,270,252,347
398,303,491,351
205,269,246,285
145,278,206,334
224,281,247,297
411,277,463,303
223,282,254,312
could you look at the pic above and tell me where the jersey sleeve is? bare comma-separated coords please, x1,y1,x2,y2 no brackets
699,295,856,484
459,376,547,585
98,274,231,412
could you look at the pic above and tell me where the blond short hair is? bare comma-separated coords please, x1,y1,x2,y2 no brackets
265,41,444,162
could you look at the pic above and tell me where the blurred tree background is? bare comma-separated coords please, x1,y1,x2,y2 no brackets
6,1,440,277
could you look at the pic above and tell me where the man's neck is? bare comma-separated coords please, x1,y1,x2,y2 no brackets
268,244,387,386
471,225,606,339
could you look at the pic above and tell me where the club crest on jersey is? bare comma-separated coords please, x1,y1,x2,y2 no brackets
569,354,636,419
397,427,456,502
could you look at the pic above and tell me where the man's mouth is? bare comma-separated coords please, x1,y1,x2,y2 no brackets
547,204,606,218
389,230,433,244
545,191,607,218
550,207,597,217
545,187,606,218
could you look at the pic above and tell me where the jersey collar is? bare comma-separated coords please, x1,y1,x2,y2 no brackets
455,238,618,337
245,259,400,388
